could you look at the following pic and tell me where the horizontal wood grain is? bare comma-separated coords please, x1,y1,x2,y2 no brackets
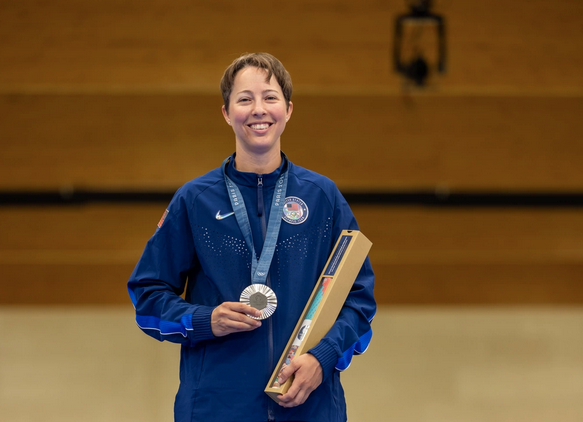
1,205,582,305
372,263,583,305
2,93,582,191
0,0,582,91
1,0,583,307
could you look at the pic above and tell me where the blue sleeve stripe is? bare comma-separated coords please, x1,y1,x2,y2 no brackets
181,313,194,331
335,327,373,372
136,314,193,338
128,286,137,308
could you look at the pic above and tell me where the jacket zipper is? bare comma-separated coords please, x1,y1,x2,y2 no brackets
258,175,275,422
257,175,267,235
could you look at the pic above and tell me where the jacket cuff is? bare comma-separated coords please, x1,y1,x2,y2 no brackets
189,306,216,344
308,340,339,381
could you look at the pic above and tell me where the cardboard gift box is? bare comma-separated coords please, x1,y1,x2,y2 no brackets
264,230,372,402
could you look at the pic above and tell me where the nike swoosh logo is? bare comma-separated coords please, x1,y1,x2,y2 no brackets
216,210,235,220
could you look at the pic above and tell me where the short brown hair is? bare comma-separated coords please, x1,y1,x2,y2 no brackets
220,52,293,112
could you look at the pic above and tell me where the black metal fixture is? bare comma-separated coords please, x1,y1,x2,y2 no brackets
393,0,446,86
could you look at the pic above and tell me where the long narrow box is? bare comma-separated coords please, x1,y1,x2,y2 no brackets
265,230,372,403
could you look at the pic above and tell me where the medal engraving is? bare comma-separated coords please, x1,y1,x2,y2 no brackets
240,284,278,320
249,292,268,310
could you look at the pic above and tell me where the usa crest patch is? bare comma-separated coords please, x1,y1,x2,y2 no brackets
282,197,309,225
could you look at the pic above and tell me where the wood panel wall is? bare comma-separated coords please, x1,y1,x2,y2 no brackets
1,0,582,305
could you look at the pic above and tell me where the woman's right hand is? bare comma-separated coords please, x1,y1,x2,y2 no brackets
211,302,262,337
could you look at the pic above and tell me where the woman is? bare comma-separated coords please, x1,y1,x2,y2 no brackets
128,52,376,422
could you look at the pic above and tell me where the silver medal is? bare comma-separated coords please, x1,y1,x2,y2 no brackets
240,284,278,320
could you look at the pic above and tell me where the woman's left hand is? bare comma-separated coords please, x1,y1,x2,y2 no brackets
276,353,323,408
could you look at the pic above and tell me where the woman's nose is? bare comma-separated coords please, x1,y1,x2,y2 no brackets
252,101,267,116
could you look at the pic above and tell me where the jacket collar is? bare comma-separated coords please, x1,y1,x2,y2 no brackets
225,152,288,188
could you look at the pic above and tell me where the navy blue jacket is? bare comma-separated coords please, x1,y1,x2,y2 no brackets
128,154,376,422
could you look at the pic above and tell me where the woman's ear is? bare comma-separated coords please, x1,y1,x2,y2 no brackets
222,105,231,125
286,101,293,122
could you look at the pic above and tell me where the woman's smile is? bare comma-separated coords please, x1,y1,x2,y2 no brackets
248,122,272,131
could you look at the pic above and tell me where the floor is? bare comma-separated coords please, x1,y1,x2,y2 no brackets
1,306,582,422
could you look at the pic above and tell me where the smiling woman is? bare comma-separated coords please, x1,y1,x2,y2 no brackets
126,52,376,422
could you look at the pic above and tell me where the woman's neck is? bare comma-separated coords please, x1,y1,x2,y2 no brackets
234,148,282,174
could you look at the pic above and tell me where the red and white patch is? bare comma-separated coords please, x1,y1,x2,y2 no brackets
157,209,169,228
282,197,309,225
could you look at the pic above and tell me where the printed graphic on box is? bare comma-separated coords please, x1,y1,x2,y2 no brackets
271,277,331,388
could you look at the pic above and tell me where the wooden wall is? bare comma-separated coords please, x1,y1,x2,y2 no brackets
1,0,582,305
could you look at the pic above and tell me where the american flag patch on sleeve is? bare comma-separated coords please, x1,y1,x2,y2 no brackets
157,209,169,228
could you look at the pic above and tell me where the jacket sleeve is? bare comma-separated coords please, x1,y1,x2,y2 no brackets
127,187,216,346
308,188,376,380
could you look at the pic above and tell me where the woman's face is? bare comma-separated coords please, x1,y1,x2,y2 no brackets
222,66,293,160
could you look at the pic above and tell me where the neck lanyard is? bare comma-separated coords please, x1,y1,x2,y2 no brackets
222,156,288,285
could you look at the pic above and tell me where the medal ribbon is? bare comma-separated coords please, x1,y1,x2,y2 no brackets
222,156,288,285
